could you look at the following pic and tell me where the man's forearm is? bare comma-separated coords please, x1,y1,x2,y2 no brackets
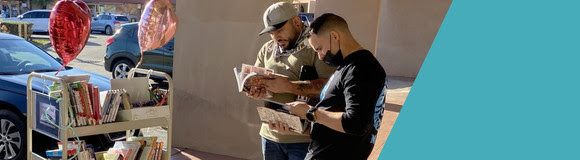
288,78,328,97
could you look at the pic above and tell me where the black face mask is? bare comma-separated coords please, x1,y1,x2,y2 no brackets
322,34,343,67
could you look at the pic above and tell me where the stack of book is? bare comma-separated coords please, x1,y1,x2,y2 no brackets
104,136,164,160
67,80,130,126
45,141,95,160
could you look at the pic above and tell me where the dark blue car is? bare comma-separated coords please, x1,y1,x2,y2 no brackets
104,23,173,81
0,33,112,159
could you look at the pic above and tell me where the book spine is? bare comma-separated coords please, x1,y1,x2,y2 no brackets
102,91,112,123
67,87,78,127
110,90,124,123
77,82,90,125
73,90,85,126
87,83,94,125
94,87,101,125
81,81,95,125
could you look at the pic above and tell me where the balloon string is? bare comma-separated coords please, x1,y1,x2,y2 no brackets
55,65,65,76
136,51,143,68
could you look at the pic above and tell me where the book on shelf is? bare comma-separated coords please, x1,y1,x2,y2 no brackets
155,142,164,160
101,89,126,124
107,148,132,160
103,153,123,160
68,80,102,127
66,79,129,126
47,141,95,160
111,141,142,160
128,136,158,160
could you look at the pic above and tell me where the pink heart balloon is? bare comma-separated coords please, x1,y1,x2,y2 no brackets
49,0,92,75
137,0,177,67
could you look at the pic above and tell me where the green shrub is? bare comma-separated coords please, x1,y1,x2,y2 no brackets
0,21,34,40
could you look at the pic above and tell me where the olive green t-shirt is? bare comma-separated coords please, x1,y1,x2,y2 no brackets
254,40,336,143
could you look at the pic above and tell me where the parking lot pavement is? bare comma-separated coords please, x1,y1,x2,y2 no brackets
40,32,113,78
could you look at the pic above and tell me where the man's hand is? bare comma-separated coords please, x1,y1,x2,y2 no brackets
269,120,301,135
262,73,292,93
286,101,311,119
246,86,266,100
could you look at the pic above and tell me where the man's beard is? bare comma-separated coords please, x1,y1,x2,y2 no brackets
283,38,298,50
280,27,300,50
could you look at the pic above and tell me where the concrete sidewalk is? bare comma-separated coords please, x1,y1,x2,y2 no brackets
170,148,244,160
170,76,414,160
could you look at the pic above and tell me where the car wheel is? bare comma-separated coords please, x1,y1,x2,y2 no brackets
0,110,25,160
105,26,113,35
112,59,135,79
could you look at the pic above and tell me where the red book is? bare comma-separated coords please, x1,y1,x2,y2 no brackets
79,81,94,125
93,87,101,125
87,83,95,125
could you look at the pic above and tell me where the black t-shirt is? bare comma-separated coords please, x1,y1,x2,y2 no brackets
306,50,387,160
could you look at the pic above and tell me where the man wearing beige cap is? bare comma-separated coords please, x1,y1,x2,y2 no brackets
247,2,335,160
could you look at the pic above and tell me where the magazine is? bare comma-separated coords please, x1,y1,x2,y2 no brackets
233,64,274,95
256,106,305,134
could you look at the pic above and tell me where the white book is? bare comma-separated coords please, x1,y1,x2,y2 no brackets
102,90,113,123
112,141,142,160
67,88,78,127
109,90,124,123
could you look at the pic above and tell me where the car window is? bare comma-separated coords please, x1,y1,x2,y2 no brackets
41,12,51,18
31,12,42,18
0,40,62,74
104,15,112,20
23,12,36,18
131,25,138,39
97,15,107,20
115,16,129,21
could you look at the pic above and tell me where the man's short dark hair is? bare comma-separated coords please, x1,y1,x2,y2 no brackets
309,13,349,36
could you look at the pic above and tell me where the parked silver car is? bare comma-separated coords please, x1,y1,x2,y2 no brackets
2,10,51,33
91,14,130,35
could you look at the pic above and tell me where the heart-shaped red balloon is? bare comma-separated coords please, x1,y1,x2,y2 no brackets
137,0,177,67
49,0,92,75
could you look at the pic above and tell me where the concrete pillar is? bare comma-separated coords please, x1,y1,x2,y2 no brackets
173,0,277,159
375,0,452,77
172,0,451,159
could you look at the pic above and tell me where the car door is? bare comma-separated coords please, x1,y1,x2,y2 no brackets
162,38,174,75
21,11,39,32
103,15,113,29
141,46,166,72
39,11,50,32
93,15,105,30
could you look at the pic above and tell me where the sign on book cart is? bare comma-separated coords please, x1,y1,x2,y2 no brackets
32,91,61,140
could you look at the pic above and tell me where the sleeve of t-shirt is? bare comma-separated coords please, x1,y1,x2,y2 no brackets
314,52,337,79
340,63,385,136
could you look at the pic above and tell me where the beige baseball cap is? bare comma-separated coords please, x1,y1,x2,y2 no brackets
259,2,298,36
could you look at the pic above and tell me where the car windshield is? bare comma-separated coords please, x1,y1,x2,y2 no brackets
0,39,63,75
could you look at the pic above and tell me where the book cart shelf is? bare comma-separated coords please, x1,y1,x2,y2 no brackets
26,68,173,160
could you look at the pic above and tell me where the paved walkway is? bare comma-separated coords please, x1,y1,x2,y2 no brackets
170,76,414,160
